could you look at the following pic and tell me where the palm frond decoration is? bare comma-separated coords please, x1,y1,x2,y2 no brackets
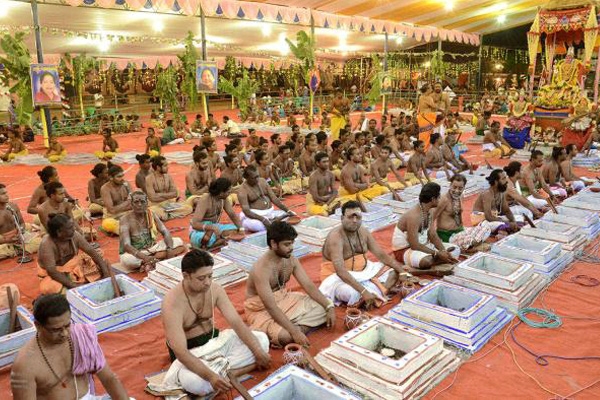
218,69,259,121
365,55,384,106
65,53,98,117
285,30,317,115
430,50,446,80
154,65,180,117
0,32,33,125
177,31,199,110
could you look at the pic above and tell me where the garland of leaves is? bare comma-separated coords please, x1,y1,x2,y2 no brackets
178,31,199,110
0,32,33,125
154,65,179,116
218,69,258,121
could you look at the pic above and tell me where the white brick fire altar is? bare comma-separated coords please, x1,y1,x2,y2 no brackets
542,206,600,240
372,194,419,215
561,191,600,213
294,216,340,246
142,254,247,297
329,203,398,233
315,317,459,400
220,231,313,270
444,252,546,313
67,274,161,333
491,234,573,281
236,365,361,400
518,220,587,252
386,281,511,352
0,306,36,368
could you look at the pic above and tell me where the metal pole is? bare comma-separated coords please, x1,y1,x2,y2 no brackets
477,43,484,97
200,6,209,120
310,15,315,118
383,32,388,113
437,38,442,82
30,0,52,148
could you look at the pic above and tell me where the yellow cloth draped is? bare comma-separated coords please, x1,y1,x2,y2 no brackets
338,185,387,203
330,111,346,141
306,192,341,216
48,150,67,163
484,144,511,159
417,113,436,151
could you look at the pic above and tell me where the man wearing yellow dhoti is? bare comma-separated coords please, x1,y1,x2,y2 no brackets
0,184,41,261
37,213,110,295
330,89,349,141
307,152,340,216
146,156,193,221
483,121,515,158
370,145,408,194
244,221,334,347
319,201,404,308
339,147,386,202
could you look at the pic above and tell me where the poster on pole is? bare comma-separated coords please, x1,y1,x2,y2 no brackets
30,64,62,106
381,73,394,95
196,61,218,94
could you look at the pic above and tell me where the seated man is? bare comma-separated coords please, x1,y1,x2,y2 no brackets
0,183,41,261
146,156,193,221
405,140,431,185
145,127,162,157
238,165,294,232
339,146,386,202
561,144,591,191
11,294,128,399
0,130,28,161
472,169,520,235
37,213,110,295
541,146,570,198
519,150,559,210
219,154,243,204
307,152,340,216
245,221,334,347
161,119,185,145
189,178,243,249
393,183,460,275
504,161,544,220
442,132,473,174
483,121,516,158
87,163,109,217
37,182,78,233
120,190,185,272
45,136,67,163
94,128,119,160
434,175,491,253
100,164,132,235
185,151,213,208
272,144,305,195
425,133,451,180
159,249,270,397
319,200,404,308
223,115,242,138
371,145,408,194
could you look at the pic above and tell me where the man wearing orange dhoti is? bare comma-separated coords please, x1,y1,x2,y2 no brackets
417,83,442,151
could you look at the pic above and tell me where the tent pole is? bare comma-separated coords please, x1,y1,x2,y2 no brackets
200,6,209,120
476,43,483,97
383,32,388,113
310,15,315,119
30,0,52,148
594,46,600,104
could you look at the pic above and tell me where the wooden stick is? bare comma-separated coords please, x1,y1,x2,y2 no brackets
523,214,536,228
107,266,123,298
546,197,559,214
7,286,18,334
301,348,338,384
227,371,253,400
391,188,403,202
484,160,493,170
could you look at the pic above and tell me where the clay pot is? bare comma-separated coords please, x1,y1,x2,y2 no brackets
226,232,246,241
590,187,600,193
287,215,301,225
283,343,304,365
344,308,363,330
400,281,416,298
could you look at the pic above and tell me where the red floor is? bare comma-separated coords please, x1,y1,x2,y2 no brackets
1,111,600,399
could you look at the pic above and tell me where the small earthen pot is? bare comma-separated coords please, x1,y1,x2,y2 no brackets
226,232,246,241
344,308,363,330
400,281,416,298
287,215,301,225
283,343,304,365
590,187,600,193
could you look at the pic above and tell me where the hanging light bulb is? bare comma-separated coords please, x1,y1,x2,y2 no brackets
497,14,506,23
262,24,272,37
153,20,164,33
445,1,454,11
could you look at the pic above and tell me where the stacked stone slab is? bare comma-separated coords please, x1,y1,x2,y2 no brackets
491,234,572,281
445,252,546,313
220,231,312,270
542,206,600,240
372,194,419,216
0,306,36,368
236,364,361,400
67,274,161,333
294,216,340,247
561,189,600,213
387,281,511,353
518,220,587,252
315,317,460,400
329,203,398,233
142,254,247,297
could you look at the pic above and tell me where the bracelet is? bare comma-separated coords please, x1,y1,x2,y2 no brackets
360,288,367,295
325,301,334,311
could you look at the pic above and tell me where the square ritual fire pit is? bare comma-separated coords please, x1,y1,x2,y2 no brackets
156,254,241,282
227,231,311,259
491,235,561,265
562,196,600,212
67,274,162,333
0,306,36,368
372,194,419,215
519,220,586,251
333,203,392,222
295,216,340,246
543,207,600,240
236,365,360,400
454,252,535,291
329,317,442,384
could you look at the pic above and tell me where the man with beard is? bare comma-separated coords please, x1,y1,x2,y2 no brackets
237,165,294,232
367,118,379,137
11,294,128,399
339,147,386,202
307,152,340,216
541,146,569,198
370,145,408,194
434,175,491,253
406,140,431,185
244,221,334,347
146,156,193,221
119,190,185,272
330,88,350,140
382,115,398,137
272,144,305,195
268,133,282,161
561,144,591,192
100,164,132,235
299,139,318,177
220,154,244,204
442,133,473,174
519,150,557,210
160,249,271,396
319,201,405,309
425,133,451,180
186,151,214,208
432,82,451,115
472,169,519,234
392,183,460,275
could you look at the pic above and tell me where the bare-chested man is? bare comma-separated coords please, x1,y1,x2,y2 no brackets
561,144,590,191
442,133,473,174
161,249,270,396
186,151,214,208
135,153,152,193
145,127,162,157
87,163,109,216
319,200,404,309
272,144,304,195
472,169,519,234
406,140,431,185
202,137,222,172
431,82,451,115
434,175,491,253
425,133,451,180
37,213,110,294
100,164,132,235
37,181,82,235
370,145,408,195
0,183,41,261
11,294,128,400
393,182,459,274
190,178,243,249
245,221,334,346
27,166,75,221
119,190,185,272
238,165,294,232
1,129,27,161
519,149,557,210
483,121,515,158
503,161,544,220
268,133,282,161
299,139,318,177
307,152,339,216
331,89,350,140
542,146,569,198
339,146,385,202
146,156,193,221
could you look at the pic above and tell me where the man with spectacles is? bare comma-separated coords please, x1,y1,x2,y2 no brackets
119,190,185,272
